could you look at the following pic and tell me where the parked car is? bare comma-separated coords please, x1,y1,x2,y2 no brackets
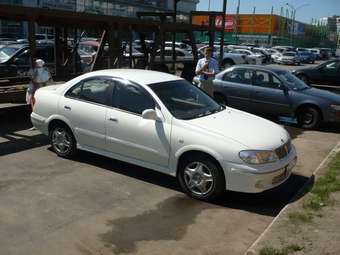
198,45,247,69
252,48,272,63
299,51,315,64
0,43,55,80
292,60,340,86
165,41,192,53
213,65,340,129
308,48,321,60
232,49,263,64
155,47,193,62
31,69,297,201
276,52,301,65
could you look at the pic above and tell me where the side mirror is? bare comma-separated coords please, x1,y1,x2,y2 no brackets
142,109,160,121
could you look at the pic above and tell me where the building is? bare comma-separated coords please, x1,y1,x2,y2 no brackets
319,15,339,43
0,0,198,37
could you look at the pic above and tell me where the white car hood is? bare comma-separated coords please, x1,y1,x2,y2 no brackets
187,108,289,150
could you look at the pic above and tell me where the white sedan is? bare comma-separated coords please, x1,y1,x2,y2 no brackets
31,69,297,201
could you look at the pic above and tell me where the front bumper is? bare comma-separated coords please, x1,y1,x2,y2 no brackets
223,145,297,193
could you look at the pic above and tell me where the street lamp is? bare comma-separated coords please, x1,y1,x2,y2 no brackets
286,3,309,46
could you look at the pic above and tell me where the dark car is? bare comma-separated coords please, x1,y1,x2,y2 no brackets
0,43,55,81
299,51,315,64
213,65,340,129
292,60,340,86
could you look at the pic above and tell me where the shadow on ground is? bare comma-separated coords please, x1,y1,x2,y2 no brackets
74,150,309,217
0,113,49,156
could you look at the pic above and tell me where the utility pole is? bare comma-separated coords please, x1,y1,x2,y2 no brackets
220,0,227,63
234,0,240,43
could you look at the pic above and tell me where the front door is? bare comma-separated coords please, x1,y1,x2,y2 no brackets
251,70,292,116
316,61,340,85
106,80,171,168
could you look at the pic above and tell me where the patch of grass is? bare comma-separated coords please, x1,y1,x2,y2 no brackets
259,244,304,255
288,211,312,224
303,152,340,211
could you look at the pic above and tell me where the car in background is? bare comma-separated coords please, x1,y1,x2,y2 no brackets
252,48,272,63
165,41,192,53
267,48,282,63
308,48,321,60
273,45,295,52
292,59,340,86
299,51,315,64
198,45,247,69
31,69,297,201
155,47,193,62
213,65,340,129
0,43,55,81
276,52,300,65
232,48,263,64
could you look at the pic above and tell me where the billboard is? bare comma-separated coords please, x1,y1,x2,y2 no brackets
192,14,279,34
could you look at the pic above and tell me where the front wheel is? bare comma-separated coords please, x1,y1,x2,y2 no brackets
297,107,321,129
178,155,225,201
50,124,77,158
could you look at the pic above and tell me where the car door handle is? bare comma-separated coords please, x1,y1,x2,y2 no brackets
64,105,71,110
108,117,118,122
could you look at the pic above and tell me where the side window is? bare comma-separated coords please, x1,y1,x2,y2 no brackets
65,83,82,98
223,69,253,85
81,78,112,105
254,71,282,89
113,81,155,115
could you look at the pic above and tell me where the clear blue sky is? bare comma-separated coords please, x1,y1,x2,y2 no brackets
197,0,340,23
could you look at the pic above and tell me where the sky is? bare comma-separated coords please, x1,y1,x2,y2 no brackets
197,0,340,24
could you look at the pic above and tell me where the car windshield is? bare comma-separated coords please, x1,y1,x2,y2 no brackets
149,80,224,120
277,71,309,90
0,46,19,62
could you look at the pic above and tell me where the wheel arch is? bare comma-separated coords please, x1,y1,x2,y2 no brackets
295,103,323,120
175,148,225,179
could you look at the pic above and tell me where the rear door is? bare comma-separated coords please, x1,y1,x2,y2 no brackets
217,68,254,112
251,70,292,116
59,76,113,150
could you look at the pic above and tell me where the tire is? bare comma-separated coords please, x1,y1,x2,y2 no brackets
214,93,228,106
178,154,225,201
297,74,309,85
50,123,77,158
297,107,321,129
221,59,234,70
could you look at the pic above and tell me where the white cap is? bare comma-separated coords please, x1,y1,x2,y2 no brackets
35,59,45,67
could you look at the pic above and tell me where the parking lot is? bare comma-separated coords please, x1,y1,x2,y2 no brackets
1,101,340,255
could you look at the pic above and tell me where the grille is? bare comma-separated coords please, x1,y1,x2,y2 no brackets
275,140,292,159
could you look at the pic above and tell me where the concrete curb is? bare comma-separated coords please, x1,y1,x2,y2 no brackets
243,141,340,255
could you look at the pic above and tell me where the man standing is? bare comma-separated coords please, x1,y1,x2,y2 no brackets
195,47,219,96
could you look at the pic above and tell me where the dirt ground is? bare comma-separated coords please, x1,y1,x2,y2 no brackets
249,148,340,255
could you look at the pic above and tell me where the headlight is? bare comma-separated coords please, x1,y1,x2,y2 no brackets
239,150,278,164
330,104,340,111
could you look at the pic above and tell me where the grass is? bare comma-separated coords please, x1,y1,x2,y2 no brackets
259,244,304,255
287,211,312,224
287,152,340,224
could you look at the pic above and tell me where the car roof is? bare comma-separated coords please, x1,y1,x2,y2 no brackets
229,65,288,73
83,69,182,86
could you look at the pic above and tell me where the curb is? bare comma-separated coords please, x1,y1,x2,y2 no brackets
243,141,340,255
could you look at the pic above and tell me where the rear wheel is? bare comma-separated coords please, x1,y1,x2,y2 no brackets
178,155,225,201
297,107,321,129
50,124,77,158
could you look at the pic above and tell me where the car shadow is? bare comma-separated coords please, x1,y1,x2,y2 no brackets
0,112,49,156
70,150,310,217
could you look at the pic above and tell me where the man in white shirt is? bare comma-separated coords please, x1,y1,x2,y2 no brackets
195,47,219,96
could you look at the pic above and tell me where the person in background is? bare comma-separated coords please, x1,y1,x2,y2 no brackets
26,58,52,130
195,47,219,96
